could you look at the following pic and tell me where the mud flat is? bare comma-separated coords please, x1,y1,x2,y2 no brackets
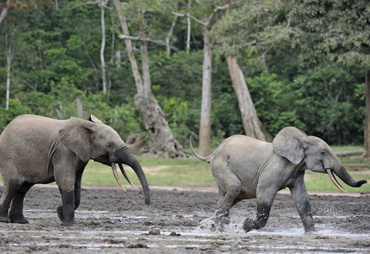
0,186,369,253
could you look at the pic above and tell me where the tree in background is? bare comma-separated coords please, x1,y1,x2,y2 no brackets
114,0,186,157
174,0,254,155
0,0,368,154
213,0,292,141
286,0,370,155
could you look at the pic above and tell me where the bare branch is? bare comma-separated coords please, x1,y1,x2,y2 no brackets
118,34,178,51
70,0,112,10
172,12,207,26
166,15,178,57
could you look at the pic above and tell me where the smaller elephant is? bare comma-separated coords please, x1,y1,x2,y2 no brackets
0,114,150,226
189,127,367,233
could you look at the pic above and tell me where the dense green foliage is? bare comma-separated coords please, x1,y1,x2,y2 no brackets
0,0,369,148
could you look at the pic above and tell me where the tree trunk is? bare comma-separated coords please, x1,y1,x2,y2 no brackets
100,2,107,94
114,0,186,158
75,97,83,118
113,0,143,93
198,26,212,156
5,46,13,110
363,69,370,157
186,0,191,54
134,95,185,157
126,134,147,155
166,16,177,57
0,0,9,25
226,55,265,141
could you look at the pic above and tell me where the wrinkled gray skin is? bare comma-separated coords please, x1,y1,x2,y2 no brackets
0,114,150,226
190,127,367,233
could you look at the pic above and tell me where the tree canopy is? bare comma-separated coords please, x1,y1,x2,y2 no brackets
0,0,369,149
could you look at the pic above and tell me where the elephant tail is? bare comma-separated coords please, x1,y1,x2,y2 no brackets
189,132,212,163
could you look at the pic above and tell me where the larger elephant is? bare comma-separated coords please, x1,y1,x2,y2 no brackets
189,127,367,232
0,114,150,226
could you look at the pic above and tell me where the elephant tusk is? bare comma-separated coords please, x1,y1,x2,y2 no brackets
326,169,346,193
119,163,136,188
111,163,127,192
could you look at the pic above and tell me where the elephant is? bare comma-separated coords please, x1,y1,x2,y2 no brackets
0,114,150,226
189,127,367,233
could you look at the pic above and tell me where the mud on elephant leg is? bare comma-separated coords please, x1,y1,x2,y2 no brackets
0,179,23,223
57,190,78,226
0,189,14,223
9,183,33,224
243,203,272,232
243,191,276,232
200,209,230,232
200,192,240,231
57,186,81,224
289,177,316,233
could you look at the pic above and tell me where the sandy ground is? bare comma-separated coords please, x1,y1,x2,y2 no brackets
0,185,369,253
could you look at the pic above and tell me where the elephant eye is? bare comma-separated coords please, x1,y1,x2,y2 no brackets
107,143,115,150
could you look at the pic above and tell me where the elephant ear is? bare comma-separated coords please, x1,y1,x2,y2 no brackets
272,127,307,165
59,117,94,162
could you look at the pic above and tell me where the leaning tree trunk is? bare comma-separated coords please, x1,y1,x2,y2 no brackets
135,95,185,157
198,25,213,156
226,55,265,141
114,0,186,158
363,69,370,157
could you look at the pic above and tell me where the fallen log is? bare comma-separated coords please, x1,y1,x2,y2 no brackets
335,150,363,157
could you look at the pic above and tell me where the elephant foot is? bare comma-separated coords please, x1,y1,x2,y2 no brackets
9,216,29,224
0,215,11,223
57,206,77,226
243,217,269,232
199,212,230,232
243,218,257,232
304,226,317,234
62,219,78,226
57,206,64,221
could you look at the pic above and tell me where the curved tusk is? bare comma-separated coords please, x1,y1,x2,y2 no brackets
119,163,136,188
111,163,126,192
326,168,346,193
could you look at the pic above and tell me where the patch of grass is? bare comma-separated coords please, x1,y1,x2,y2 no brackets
1,150,369,194
331,145,363,152
304,170,370,192
82,157,215,187
82,156,369,193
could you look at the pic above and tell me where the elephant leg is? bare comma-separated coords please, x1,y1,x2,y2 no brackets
243,189,276,232
57,170,83,225
9,182,33,224
200,184,241,232
0,179,21,223
57,189,77,226
74,171,83,210
289,174,315,233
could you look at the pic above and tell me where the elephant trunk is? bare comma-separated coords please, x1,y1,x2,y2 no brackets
115,147,151,205
327,166,367,191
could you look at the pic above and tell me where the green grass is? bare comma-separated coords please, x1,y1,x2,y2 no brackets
1,148,369,193
331,145,363,152
83,157,214,187
304,170,370,192
83,155,369,193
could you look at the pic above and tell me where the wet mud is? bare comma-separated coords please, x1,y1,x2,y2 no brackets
0,185,369,253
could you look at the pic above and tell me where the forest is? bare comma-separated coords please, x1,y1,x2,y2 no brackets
0,0,369,157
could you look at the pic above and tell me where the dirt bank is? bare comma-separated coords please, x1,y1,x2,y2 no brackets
0,185,369,253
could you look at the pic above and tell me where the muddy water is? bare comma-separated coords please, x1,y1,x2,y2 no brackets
0,186,369,253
